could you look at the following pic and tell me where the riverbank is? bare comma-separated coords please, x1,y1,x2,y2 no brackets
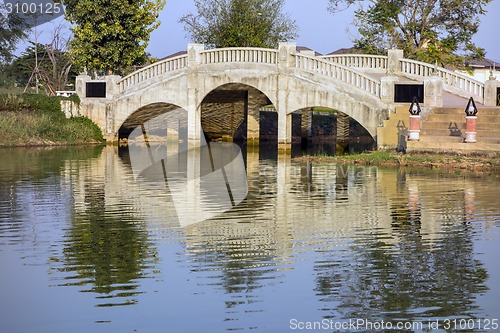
0,94,104,147
295,150,500,172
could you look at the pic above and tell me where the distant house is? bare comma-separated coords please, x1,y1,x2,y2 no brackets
459,57,500,83
157,51,188,62
297,46,322,57
327,47,365,55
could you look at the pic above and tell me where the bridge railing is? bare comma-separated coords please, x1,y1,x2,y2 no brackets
118,54,188,92
319,54,388,70
400,58,485,101
295,54,381,97
200,47,279,65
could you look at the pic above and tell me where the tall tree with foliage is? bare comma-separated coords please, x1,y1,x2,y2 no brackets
180,0,298,48
62,0,165,74
328,0,491,67
0,3,27,63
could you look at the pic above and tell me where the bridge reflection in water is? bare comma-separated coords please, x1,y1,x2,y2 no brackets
1,146,498,332
63,145,497,320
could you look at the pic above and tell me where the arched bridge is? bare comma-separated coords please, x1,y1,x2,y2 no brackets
73,43,497,148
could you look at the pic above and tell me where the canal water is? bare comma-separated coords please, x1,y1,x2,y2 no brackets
0,145,499,333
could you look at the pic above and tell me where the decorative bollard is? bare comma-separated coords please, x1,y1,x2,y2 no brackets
465,97,478,143
408,97,422,141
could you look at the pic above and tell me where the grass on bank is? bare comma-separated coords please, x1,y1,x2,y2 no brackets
0,94,103,146
297,150,500,172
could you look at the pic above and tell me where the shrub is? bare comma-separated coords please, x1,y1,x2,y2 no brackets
0,93,103,145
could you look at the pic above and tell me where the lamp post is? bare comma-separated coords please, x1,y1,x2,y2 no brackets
408,96,422,141
464,97,478,143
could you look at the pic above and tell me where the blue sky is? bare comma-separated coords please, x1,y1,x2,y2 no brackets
147,0,500,61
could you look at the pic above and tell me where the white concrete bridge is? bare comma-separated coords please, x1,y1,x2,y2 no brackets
71,43,500,149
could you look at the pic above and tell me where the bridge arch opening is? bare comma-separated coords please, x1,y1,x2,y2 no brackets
200,83,275,145
117,102,188,143
291,107,375,155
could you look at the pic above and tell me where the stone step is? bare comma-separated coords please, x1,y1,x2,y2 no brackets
420,128,465,136
432,107,500,115
419,128,500,137
395,105,411,114
391,109,412,117
378,105,500,150
418,135,465,143
425,114,500,123
420,121,500,130
421,121,466,129
477,123,500,131
476,130,500,137
480,137,500,144
406,140,500,153
384,114,410,123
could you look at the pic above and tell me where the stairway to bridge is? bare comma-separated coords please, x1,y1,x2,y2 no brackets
378,100,500,153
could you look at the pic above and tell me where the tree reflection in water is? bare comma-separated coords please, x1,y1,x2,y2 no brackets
314,172,488,327
0,147,104,245
55,169,158,307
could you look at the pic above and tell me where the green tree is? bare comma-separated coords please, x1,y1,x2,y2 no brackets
0,3,27,63
180,0,298,48
328,0,491,68
62,0,165,74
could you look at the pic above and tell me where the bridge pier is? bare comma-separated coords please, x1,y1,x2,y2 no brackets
278,112,292,152
276,42,297,153
187,100,203,148
247,90,261,146
301,108,313,147
187,44,205,148
336,112,350,152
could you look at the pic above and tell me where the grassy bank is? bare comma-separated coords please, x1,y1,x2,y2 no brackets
0,94,103,147
295,150,500,172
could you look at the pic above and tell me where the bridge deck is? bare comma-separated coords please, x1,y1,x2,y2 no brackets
442,92,472,108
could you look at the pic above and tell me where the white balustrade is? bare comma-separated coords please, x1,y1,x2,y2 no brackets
118,54,188,93
400,58,485,100
295,54,381,97
319,54,388,70
199,47,278,65
118,48,280,93
118,47,384,98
